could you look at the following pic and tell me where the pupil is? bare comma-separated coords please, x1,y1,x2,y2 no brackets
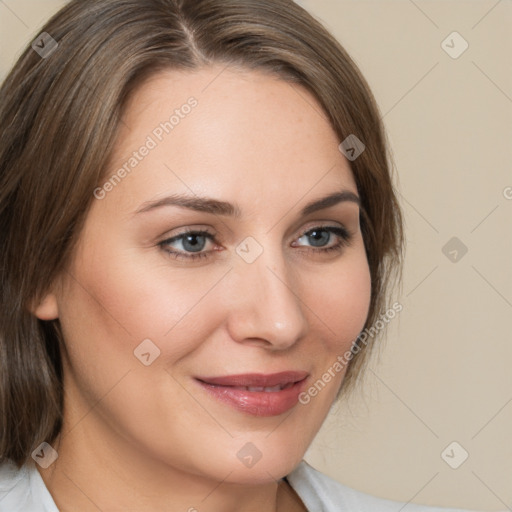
309,229,329,247
184,235,205,252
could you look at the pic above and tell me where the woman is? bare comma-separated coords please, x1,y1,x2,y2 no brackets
0,0,482,510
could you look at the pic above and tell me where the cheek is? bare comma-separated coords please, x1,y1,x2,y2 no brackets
286,251,371,447
308,249,372,353
57,239,232,378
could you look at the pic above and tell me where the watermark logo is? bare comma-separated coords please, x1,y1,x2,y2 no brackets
134,338,161,366
338,134,365,161
31,442,59,468
236,237,264,264
441,31,469,59
442,237,468,263
441,441,469,469
31,32,58,59
237,442,262,468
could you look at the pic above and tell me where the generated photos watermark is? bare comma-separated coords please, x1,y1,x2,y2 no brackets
93,97,198,200
298,301,403,404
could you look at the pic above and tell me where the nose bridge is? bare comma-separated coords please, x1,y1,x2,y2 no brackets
227,236,308,348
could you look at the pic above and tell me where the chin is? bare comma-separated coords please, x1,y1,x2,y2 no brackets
219,438,308,485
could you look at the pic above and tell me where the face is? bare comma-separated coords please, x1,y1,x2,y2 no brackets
36,65,371,485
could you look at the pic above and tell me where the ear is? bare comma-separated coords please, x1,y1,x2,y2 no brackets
29,280,60,320
32,293,59,320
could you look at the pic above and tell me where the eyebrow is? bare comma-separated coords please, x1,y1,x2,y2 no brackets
134,190,360,218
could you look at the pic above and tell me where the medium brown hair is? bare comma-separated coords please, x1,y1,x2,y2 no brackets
0,0,404,468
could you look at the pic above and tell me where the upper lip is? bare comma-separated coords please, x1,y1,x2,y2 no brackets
196,371,309,387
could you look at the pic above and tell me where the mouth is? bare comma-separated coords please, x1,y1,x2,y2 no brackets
194,371,309,416
211,382,296,392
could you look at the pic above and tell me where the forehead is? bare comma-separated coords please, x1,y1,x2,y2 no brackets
103,65,357,214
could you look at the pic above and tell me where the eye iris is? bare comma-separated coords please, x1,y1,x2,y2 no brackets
308,229,330,247
182,234,206,252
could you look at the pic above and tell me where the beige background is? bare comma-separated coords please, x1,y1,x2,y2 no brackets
1,1,511,510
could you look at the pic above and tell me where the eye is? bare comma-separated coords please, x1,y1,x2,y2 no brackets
292,225,352,255
159,230,216,261
158,225,353,262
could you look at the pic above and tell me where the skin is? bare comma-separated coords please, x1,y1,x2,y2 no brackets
33,65,372,512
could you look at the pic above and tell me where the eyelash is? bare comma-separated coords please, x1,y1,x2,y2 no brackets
158,225,353,262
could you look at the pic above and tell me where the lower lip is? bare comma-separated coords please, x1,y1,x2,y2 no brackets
196,378,308,417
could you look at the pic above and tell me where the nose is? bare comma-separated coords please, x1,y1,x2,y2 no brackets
224,242,309,350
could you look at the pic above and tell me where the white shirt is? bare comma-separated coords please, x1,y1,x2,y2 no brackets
0,457,480,511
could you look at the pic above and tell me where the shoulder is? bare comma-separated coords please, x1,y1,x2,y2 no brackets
286,460,480,512
0,458,57,512
0,458,32,511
